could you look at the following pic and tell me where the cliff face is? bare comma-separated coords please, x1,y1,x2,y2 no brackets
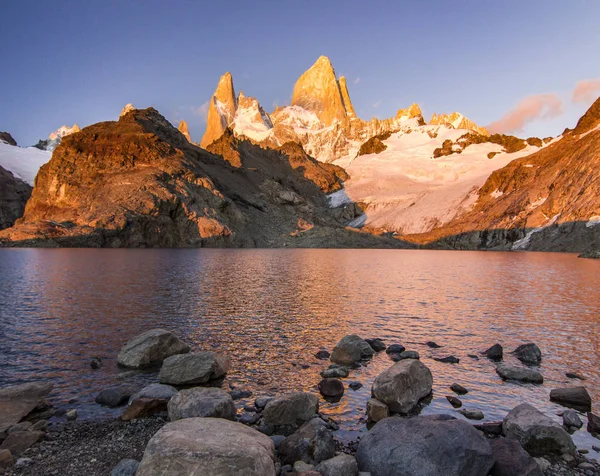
0,165,31,230
0,107,403,249
200,72,237,148
430,112,489,136
405,98,600,252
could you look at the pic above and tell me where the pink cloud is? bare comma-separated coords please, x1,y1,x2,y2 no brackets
487,93,563,134
572,78,600,104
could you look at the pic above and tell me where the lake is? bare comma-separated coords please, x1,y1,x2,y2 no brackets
0,249,598,450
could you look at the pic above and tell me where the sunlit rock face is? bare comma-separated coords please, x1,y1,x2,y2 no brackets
430,112,489,136
200,72,237,148
178,120,192,142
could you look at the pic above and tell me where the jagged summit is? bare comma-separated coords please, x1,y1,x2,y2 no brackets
429,112,489,136
120,103,135,117
573,95,600,135
396,103,424,123
200,72,238,148
49,124,80,140
291,55,350,126
338,76,356,118
178,120,191,142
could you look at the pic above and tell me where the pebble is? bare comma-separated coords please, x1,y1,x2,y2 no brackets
450,383,468,395
562,453,575,462
66,409,78,421
349,381,363,391
229,390,252,400
294,461,314,472
565,372,586,380
425,341,441,348
315,350,330,360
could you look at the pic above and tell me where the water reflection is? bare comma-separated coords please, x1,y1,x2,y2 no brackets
0,249,598,449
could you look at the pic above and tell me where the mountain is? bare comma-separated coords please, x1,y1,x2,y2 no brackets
178,120,192,142
0,107,403,248
199,56,426,162
0,140,52,185
430,112,489,136
34,124,81,152
403,97,600,252
0,165,31,230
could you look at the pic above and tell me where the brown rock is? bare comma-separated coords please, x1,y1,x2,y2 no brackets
178,120,191,142
318,378,344,398
120,398,166,421
366,398,389,422
0,448,14,468
0,430,44,455
0,382,53,435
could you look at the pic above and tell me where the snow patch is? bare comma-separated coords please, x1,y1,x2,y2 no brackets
0,142,52,185
328,188,353,208
586,216,600,228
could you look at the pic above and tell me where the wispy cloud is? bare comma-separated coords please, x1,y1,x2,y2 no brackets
353,77,360,85
487,93,563,134
191,101,210,123
572,78,600,104
372,100,382,109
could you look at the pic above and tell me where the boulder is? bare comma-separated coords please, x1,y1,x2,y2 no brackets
315,350,330,360
159,352,230,385
95,386,135,407
385,344,405,354
366,398,389,422
356,414,494,476
121,398,165,421
0,431,44,456
365,339,386,352
318,379,344,398
321,367,349,378
474,421,503,435
490,438,543,476
562,410,583,429
316,454,359,476
450,383,468,395
0,382,53,435
433,355,459,364
549,387,592,411
496,363,543,383
117,329,190,369
588,412,600,434
262,393,319,426
458,409,484,420
371,360,433,414
111,458,139,476
168,387,236,421
446,396,462,408
0,449,14,469
512,343,542,365
331,335,374,365
278,418,335,465
136,417,276,476
482,344,503,361
502,403,576,456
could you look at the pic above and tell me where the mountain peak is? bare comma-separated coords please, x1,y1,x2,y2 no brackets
396,103,423,122
200,72,238,148
178,120,191,142
291,56,348,126
338,77,356,118
430,112,489,136
120,103,135,118
573,96,600,135
48,124,80,140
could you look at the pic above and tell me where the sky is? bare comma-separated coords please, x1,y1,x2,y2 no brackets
1,0,599,146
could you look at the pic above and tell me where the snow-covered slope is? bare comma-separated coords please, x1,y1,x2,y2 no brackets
0,142,51,185
335,125,542,234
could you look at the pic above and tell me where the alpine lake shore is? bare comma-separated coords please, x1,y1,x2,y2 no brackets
1,329,599,476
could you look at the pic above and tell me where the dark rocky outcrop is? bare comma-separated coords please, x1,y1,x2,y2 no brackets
0,132,17,146
356,132,392,157
0,166,32,230
0,108,407,249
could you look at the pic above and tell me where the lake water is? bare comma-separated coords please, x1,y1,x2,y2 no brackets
0,249,599,451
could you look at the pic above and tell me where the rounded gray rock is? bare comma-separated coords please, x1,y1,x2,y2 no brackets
117,329,190,369
316,454,359,476
167,387,236,421
331,335,374,365
262,392,319,426
496,363,543,383
159,351,230,385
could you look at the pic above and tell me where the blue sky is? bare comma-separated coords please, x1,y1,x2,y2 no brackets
1,0,599,145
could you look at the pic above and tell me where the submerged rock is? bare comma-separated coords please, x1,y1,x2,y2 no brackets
167,387,236,421
549,386,591,411
315,350,330,360
371,359,433,414
458,409,484,420
117,329,190,369
425,341,441,348
433,355,460,364
330,335,374,365
450,383,468,395
446,396,463,408
482,344,503,361
502,403,575,456
385,344,405,354
356,414,493,476
511,343,542,365
159,351,230,385
365,338,386,352
496,363,543,383
136,417,276,476
389,350,420,361
321,366,349,378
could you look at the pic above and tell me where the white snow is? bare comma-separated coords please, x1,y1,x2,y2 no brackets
327,188,353,208
232,104,274,143
586,216,600,228
491,190,504,198
48,124,79,140
334,125,543,234
0,142,51,185
512,214,560,250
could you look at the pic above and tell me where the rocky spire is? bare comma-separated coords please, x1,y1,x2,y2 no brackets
48,124,80,140
338,76,356,118
396,103,423,121
178,120,191,142
200,72,238,148
120,103,135,118
291,56,348,126
430,112,489,136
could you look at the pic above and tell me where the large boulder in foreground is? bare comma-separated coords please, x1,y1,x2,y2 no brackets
168,387,236,421
490,438,543,476
278,418,335,465
371,359,433,414
502,403,575,456
330,335,374,365
262,392,319,426
159,351,230,385
136,417,276,476
356,414,493,476
117,329,190,369
0,382,53,435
